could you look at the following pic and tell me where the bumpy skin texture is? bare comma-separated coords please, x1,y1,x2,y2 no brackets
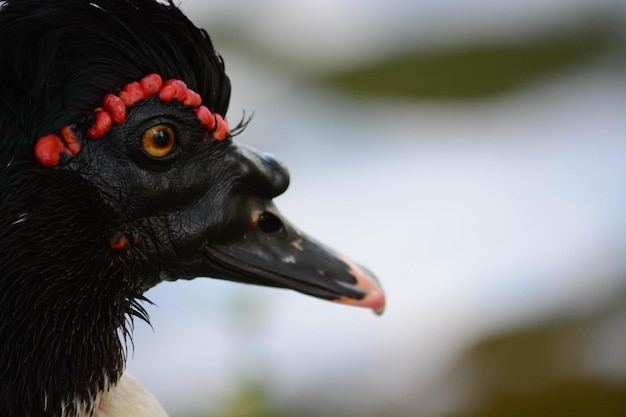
0,1,383,416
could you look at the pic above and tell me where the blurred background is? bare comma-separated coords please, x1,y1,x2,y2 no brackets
126,0,626,416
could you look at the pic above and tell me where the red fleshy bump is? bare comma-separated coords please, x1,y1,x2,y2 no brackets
35,134,66,166
157,82,175,102
140,73,163,96
182,89,202,108
103,94,126,124
195,106,215,130
159,79,187,103
34,74,230,166
60,126,81,155
212,114,229,141
87,110,113,139
119,81,145,106
110,235,128,249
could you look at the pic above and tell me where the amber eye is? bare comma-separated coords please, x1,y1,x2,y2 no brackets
141,124,175,158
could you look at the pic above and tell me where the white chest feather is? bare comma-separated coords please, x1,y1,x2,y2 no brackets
94,372,168,417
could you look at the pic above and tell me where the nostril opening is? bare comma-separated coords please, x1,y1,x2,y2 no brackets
258,212,284,235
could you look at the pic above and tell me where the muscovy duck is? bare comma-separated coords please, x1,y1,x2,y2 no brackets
0,0,385,416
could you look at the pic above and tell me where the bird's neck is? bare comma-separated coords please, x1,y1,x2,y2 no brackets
0,165,145,417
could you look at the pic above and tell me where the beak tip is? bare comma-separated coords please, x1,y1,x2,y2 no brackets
364,287,386,315
335,288,386,315
372,294,386,316
364,289,386,316
335,252,386,316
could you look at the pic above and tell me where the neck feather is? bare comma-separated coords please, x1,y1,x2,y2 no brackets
0,165,147,417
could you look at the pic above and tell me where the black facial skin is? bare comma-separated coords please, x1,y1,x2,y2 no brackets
66,96,365,300
66,97,243,288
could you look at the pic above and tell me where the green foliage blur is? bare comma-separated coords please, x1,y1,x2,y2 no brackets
181,380,295,417
441,294,626,417
323,25,614,100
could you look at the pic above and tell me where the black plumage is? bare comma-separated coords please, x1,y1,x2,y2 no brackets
0,1,384,416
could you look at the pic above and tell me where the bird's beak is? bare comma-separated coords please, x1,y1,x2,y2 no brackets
204,201,385,315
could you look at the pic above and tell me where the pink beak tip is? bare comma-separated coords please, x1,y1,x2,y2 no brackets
335,252,386,315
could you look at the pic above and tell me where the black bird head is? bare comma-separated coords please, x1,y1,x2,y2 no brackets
0,0,385,416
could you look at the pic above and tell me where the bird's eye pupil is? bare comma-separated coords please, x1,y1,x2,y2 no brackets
153,129,171,147
141,124,175,158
